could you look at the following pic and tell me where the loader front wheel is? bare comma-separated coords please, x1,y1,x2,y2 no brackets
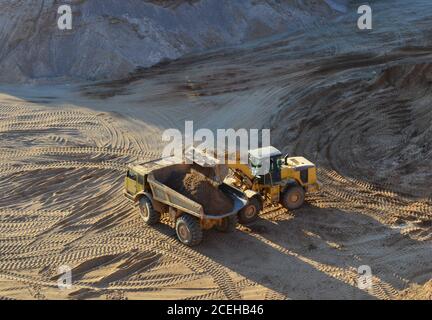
216,215,238,233
176,215,203,246
238,197,260,225
281,186,305,210
138,196,160,225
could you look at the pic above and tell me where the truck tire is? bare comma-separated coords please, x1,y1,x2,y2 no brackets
216,215,238,233
176,215,203,246
138,196,160,225
281,185,305,210
237,197,260,225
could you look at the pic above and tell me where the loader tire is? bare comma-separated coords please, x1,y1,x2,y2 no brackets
238,197,260,225
176,215,203,246
216,215,238,233
138,196,160,225
281,186,305,210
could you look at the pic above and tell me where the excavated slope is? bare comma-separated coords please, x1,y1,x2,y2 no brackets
0,0,346,82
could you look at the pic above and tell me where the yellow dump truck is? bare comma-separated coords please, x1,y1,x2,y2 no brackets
124,161,247,246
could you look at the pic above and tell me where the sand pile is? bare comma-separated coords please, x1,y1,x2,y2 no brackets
400,280,432,300
166,170,233,215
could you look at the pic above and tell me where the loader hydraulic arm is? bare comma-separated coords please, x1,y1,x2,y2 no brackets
227,163,256,189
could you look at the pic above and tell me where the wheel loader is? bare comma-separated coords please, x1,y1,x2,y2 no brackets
224,146,319,224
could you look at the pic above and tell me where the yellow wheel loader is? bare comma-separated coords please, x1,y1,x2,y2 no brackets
225,146,319,224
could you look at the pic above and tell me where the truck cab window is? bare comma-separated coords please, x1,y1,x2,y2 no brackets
127,170,137,180
138,174,145,185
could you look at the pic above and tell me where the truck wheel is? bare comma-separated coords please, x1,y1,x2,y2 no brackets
216,215,238,233
281,186,305,210
237,197,260,225
138,196,160,225
176,215,203,246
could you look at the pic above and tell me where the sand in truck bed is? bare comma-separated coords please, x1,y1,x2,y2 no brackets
165,170,234,215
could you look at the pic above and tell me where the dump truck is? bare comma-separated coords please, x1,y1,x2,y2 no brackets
225,146,319,224
124,160,247,246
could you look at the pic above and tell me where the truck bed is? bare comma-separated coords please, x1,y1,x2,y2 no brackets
147,164,247,219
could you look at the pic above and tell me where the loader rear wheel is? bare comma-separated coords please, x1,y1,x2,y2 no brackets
176,215,203,246
281,186,305,210
138,196,160,225
238,197,260,225
216,215,238,233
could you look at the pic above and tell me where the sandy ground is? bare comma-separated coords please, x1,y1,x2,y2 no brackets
0,0,431,299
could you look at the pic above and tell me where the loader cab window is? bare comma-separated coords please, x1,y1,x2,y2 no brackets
249,155,262,177
270,156,282,182
249,155,272,178
249,157,261,168
271,156,283,172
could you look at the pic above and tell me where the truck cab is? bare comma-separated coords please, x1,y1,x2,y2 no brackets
124,165,150,200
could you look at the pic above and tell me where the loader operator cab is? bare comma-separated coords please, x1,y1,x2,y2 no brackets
249,146,284,185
